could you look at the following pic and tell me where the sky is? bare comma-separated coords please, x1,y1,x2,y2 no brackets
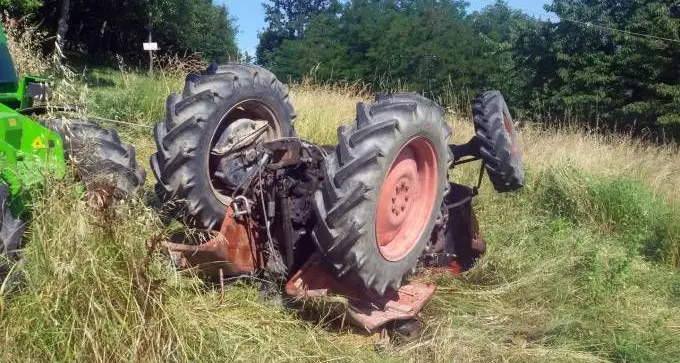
220,0,554,56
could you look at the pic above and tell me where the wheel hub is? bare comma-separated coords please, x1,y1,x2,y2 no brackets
389,178,413,218
207,100,282,206
376,137,439,262
212,118,268,190
212,118,269,156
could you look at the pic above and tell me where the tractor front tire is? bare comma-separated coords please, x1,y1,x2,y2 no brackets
46,118,146,199
0,184,24,293
313,93,451,295
472,91,524,192
151,63,296,230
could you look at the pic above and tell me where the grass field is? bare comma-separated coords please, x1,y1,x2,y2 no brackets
1,54,680,362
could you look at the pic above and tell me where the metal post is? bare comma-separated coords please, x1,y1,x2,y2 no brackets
148,12,153,76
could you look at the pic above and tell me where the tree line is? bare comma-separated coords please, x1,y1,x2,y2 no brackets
2,0,238,62
257,0,680,132
4,0,680,132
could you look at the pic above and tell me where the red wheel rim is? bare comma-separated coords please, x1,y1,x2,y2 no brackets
376,137,439,261
502,111,518,157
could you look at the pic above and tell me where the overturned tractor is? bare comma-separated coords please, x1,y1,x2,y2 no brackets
151,64,524,334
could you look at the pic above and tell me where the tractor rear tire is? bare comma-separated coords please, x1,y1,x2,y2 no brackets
0,184,24,293
313,93,451,295
472,91,524,192
150,63,296,230
46,118,146,199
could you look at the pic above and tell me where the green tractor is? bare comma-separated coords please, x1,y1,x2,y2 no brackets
0,26,145,290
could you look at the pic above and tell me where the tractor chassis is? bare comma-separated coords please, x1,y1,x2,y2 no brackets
164,136,487,333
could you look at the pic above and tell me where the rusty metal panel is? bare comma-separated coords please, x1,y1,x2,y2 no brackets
164,207,262,278
285,256,436,332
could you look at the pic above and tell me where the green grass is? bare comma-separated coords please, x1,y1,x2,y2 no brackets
1,68,679,362
83,67,184,128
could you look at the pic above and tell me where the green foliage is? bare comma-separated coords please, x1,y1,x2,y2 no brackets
0,0,42,15
532,163,680,265
259,0,547,115
263,0,490,101
256,0,339,66
84,67,182,132
259,0,680,132
151,0,238,61
29,0,237,63
469,1,539,109
510,0,680,130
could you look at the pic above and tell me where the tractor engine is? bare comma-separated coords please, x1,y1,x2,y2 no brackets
215,135,328,278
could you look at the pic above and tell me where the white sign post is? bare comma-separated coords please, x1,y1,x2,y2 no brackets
143,42,158,51
143,41,159,75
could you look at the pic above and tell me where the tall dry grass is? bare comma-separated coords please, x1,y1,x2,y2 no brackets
0,176,387,362
3,18,54,76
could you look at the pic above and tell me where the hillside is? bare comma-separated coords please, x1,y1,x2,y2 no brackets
0,65,679,362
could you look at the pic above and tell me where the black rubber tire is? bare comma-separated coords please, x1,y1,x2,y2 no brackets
46,118,146,198
472,91,524,193
313,93,451,295
0,184,24,292
150,63,296,229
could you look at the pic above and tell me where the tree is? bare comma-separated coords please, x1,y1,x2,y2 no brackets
512,17,558,115
470,1,539,110
152,0,238,62
149,0,239,61
522,0,680,128
33,0,237,62
56,0,69,54
0,0,42,16
263,0,482,100
257,0,680,133
256,0,338,66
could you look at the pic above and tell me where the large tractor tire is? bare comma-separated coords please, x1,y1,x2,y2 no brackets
0,184,24,293
313,93,451,295
472,91,524,192
46,118,146,198
151,63,296,229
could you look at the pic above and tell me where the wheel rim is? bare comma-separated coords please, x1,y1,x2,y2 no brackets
376,137,439,261
208,100,283,205
502,110,518,157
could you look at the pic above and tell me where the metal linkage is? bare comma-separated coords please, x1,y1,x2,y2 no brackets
448,136,487,196
450,136,483,165
473,161,486,196
232,196,252,217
